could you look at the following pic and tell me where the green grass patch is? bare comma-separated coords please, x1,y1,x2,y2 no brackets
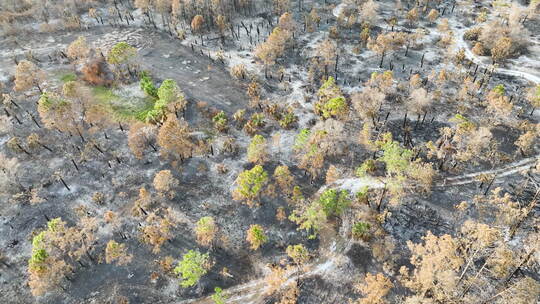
59,72,77,83
111,97,155,122
91,86,156,122
92,86,120,103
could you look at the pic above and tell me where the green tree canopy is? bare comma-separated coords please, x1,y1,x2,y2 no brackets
156,79,184,110
233,165,268,204
377,133,413,176
174,250,210,288
139,71,158,98
246,224,268,250
211,287,227,304
317,188,351,217
352,221,371,240
212,111,228,131
315,77,348,119
107,42,137,65
289,201,327,239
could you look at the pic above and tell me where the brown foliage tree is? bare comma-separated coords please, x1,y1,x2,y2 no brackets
356,273,393,304
81,56,113,86
400,232,464,302
153,170,179,197
191,15,204,33
14,60,45,93
140,209,175,254
67,36,89,61
407,88,431,115
128,122,157,159
105,240,132,266
132,187,154,217
157,115,195,161
352,87,385,122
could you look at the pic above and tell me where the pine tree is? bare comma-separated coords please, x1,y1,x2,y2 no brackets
286,244,309,265
14,60,45,93
195,216,218,247
246,224,268,250
174,250,211,287
105,240,132,266
247,134,268,164
232,165,269,206
356,273,393,304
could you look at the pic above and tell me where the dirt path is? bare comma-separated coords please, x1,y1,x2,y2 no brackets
329,2,540,85
328,153,538,191
449,19,540,84
438,154,538,187
177,239,350,304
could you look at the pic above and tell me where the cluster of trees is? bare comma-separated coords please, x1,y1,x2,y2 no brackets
426,114,495,168
1,0,93,34
140,75,187,123
465,3,531,62
254,12,296,76
28,217,101,296
349,181,540,304
393,185,540,303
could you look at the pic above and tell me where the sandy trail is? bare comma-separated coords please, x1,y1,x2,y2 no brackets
177,240,350,304
448,18,540,84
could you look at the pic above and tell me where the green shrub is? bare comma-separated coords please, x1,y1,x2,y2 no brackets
315,77,348,119
294,129,311,151
492,84,505,96
286,244,310,264
107,42,137,65
317,188,351,217
356,159,376,177
28,232,48,272
246,224,268,250
212,111,228,131
247,134,267,163
59,72,77,83
316,96,348,119
139,71,158,98
352,221,371,240
377,133,413,176
211,287,227,304
279,110,297,129
289,201,326,239
249,113,265,127
355,186,369,204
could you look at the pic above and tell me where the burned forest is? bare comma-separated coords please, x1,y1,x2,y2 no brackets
0,0,540,303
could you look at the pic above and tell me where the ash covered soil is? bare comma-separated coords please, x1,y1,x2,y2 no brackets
1,0,540,303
